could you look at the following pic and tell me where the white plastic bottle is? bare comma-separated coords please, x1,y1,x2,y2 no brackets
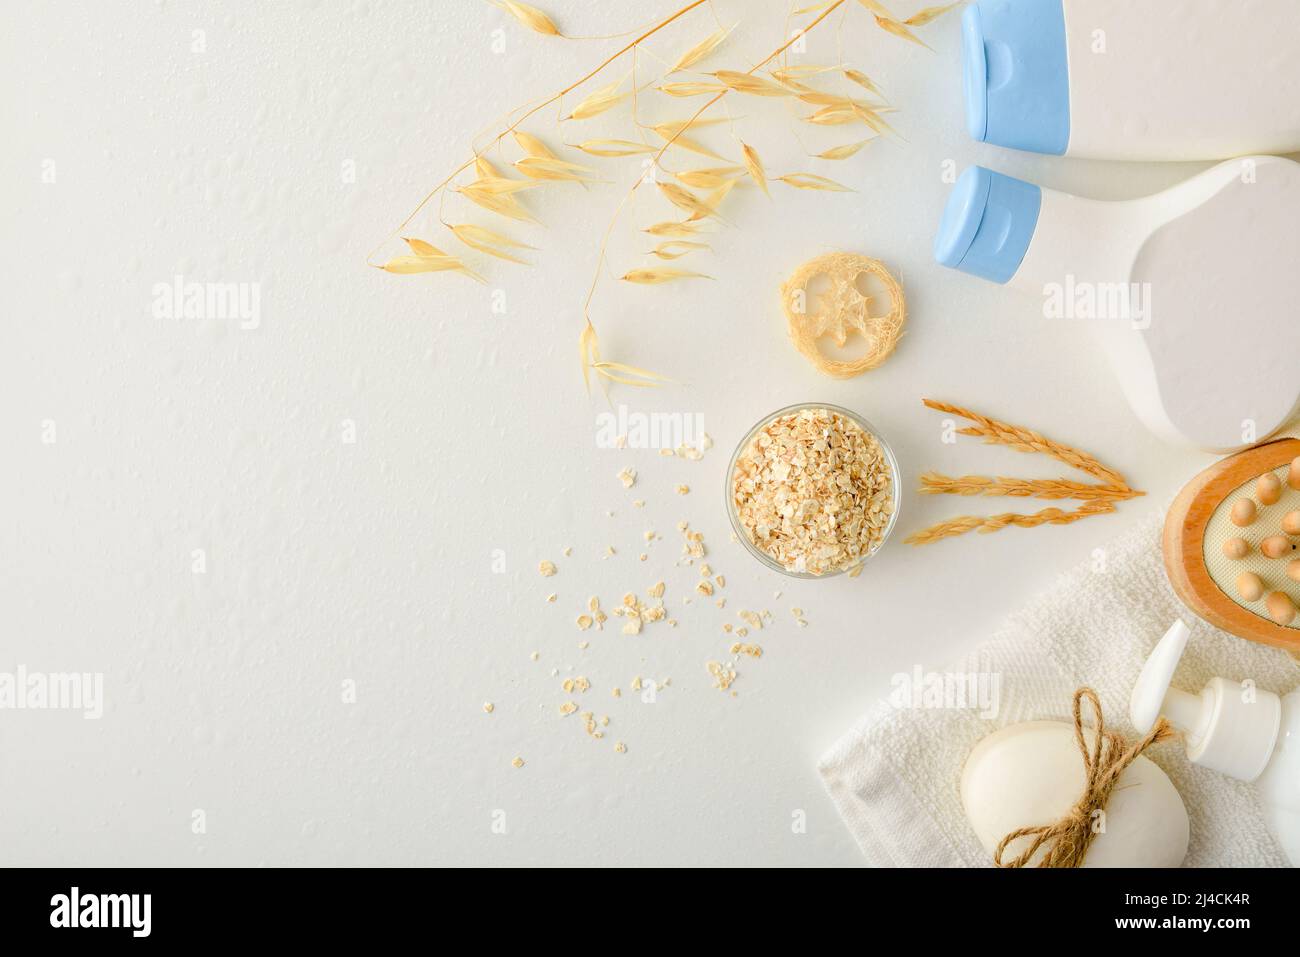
1131,621,1300,866
933,155,1300,452
962,0,1300,159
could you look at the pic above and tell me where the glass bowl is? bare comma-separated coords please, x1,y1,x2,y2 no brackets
725,402,901,579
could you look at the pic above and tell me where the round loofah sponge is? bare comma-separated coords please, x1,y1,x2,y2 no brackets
780,252,906,379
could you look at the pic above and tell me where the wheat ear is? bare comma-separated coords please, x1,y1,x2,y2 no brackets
904,501,1118,546
918,473,1144,502
922,398,1129,488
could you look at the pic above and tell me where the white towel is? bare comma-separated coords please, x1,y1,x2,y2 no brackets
818,510,1300,867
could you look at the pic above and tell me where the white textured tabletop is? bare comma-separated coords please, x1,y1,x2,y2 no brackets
4,0,1226,865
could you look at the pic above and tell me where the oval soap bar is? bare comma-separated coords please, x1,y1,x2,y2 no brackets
961,721,1188,867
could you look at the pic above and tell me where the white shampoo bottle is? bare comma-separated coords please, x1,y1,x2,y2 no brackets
1132,621,1300,867
933,155,1300,451
962,0,1300,159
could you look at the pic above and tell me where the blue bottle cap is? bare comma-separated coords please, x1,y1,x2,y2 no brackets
962,0,1070,155
933,166,1042,284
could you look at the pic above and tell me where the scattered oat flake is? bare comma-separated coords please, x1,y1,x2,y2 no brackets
577,614,593,630
546,593,557,603
631,676,643,691
639,553,648,562
706,660,737,691
740,610,763,630
615,741,627,754
538,560,557,577
648,581,665,598
578,640,589,650
716,575,726,588
659,448,674,457
696,580,714,596
633,499,645,508
700,563,712,578
730,642,763,658
530,651,540,661
562,546,572,557
612,687,621,698
483,702,495,713
512,757,525,769
676,484,690,495
618,466,637,488
560,701,579,716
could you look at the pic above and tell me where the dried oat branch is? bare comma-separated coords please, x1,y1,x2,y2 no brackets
918,472,1144,502
904,500,1118,546
922,398,1129,488
581,0,849,323
366,0,711,266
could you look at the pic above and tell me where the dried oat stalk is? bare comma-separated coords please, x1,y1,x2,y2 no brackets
370,0,961,392
907,399,1143,546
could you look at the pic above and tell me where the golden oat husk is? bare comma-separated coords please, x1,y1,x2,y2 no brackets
741,143,769,197
513,130,558,159
772,64,837,82
449,223,536,264
875,15,932,49
579,321,600,393
675,166,744,189
905,2,961,26
565,80,629,120
650,240,710,259
657,181,715,218
713,70,793,97
668,25,731,73
651,122,726,160
620,267,711,284
457,184,539,223
643,220,702,238
574,139,657,157
658,82,728,97
380,238,484,282
918,473,1144,502
854,0,895,15
815,139,874,159
778,172,853,192
466,175,540,194
843,68,884,97
795,1,839,14
590,360,673,387
513,155,598,182
498,0,561,36
689,179,737,220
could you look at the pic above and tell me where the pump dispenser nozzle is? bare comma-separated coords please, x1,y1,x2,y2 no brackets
1131,620,1282,782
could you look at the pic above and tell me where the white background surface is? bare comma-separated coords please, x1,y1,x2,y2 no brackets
3,0,1233,866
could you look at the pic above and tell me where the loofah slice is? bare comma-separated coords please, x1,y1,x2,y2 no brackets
780,252,906,379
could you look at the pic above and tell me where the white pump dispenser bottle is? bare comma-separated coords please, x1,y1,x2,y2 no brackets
1131,620,1300,866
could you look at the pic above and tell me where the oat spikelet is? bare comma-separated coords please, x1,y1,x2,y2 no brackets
574,139,657,157
854,0,896,15
449,223,535,264
741,143,769,197
659,81,727,97
457,184,539,223
713,70,793,97
905,501,1118,546
514,156,597,182
676,166,743,189
565,80,629,120
874,15,932,49
620,267,711,284
918,473,1145,502
778,172,854,192
922,399,1129,487
651,121,726,160
643,220,702,238
379,238,484,282
650,240,710,260
905,2,961,26
669,25,731,72
843,68,884,97
590,360,673,387
815,139,874,160
513,130,557,159
496,0,561,36
657,181,716,219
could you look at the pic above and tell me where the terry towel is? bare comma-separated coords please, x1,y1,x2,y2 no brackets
819,510,1300,867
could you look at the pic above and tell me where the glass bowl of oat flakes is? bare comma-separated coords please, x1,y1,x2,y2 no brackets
727,403,899,578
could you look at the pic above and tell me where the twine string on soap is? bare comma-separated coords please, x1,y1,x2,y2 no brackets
993,687,1174,868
